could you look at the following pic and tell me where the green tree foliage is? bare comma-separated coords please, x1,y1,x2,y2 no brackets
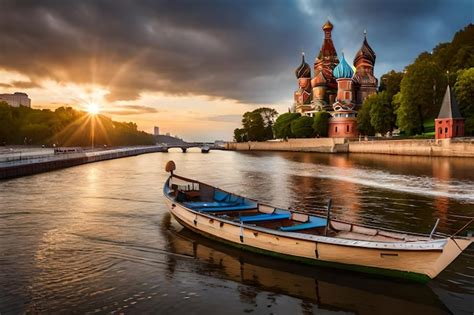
395,56,444,134
237,107,278,142
0,102,154,146
357,97,375,136
379,70,404,99
242,111,265,141
290,116,314,138
312,111,331,137
369,91,396,135
454,67,474,135
273,112,301,139
233,128,247,142
432,24,474,73
254,107,278,140
394,24,473,135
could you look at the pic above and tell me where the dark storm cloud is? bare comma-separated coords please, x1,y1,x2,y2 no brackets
0,0,471,104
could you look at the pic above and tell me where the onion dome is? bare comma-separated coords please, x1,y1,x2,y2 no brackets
354,31,376,66
322,20,333,32
333,53,354,79
295,53,311,78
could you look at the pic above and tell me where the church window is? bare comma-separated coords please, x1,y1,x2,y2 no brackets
445,127,448,134
335,126,338,133
438,127,442,134
346,125,349,132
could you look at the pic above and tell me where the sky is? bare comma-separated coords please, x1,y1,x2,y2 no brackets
0,0,472,141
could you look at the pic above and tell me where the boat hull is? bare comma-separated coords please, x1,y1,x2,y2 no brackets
165,197,471,283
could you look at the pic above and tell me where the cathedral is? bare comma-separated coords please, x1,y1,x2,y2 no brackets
293,20,378,137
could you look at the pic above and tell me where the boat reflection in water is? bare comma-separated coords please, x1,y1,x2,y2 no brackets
161,214,451,315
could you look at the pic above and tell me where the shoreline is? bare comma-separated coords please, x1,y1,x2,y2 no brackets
0,146,166,180
225,138,474,158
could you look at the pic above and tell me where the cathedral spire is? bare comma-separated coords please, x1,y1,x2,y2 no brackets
354,31,376,66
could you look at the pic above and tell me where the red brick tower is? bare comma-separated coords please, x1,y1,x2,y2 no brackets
435,86,464,139
353,31,377,108
328,54,358,138
294,53,313,113
313,20,339,108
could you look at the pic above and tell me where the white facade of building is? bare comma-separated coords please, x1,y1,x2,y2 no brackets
0,92,31,107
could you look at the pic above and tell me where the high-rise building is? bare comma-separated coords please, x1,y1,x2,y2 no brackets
0,92,31,107
154,126,160,136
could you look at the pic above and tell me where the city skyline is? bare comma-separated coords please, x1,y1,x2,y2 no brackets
0,0,472,141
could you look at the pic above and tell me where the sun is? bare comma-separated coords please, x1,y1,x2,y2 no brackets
86,102,100,115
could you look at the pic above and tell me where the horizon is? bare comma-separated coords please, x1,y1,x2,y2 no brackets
0,0,472,141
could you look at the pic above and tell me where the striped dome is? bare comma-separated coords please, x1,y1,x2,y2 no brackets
333,53,354,79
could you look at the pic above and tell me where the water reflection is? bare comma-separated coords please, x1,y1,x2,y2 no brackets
1,150,472,314
162,213,450,315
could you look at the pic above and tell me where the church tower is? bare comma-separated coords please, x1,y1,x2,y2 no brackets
313,20,339,109
353,31,377,107
435,85,464,139
328,54,358,138
294,53,312,114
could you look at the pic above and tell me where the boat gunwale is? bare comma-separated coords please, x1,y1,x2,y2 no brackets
164,175,451,251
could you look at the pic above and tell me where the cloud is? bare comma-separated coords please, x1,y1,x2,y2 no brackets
102,105,159,116
0,80,39,89
204,114,242,123
0,0,471,105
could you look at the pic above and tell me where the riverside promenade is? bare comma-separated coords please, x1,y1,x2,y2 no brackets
0,146,166,179
225,138,474,158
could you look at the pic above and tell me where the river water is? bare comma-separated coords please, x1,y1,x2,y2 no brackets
0,150,473,314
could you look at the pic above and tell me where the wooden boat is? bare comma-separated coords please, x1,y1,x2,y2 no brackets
162,214,452,314
162,161,473,283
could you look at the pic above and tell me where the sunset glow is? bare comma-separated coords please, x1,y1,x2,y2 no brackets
86,102,100,115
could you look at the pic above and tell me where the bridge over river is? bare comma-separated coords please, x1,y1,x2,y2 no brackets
160,142,224,153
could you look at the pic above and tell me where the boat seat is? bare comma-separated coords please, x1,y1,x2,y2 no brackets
240,213,290,223
183,201,237,208
196,203,258,212
280,217,327,232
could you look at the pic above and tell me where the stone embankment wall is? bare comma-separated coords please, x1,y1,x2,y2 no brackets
0,146,165,179
225,138,474,157
225,138,348,153
348,139,474,157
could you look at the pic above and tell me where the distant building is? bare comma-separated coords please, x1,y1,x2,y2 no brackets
435,85,464,139
166,132,170,136
154,126,160,136
0,92,31,107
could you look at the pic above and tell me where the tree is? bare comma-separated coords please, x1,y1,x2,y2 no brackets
253,107,278,140
242,111,266,141
370,91,396,135
379,70,404,99
454,67,474,135
0,104,155,146
312,111,331,137
357,97,375,136
395,57,445,134
291,116,314,138
273,112,301,139
233,128,247,142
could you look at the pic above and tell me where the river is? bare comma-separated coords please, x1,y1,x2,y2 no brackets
1,150,473,314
